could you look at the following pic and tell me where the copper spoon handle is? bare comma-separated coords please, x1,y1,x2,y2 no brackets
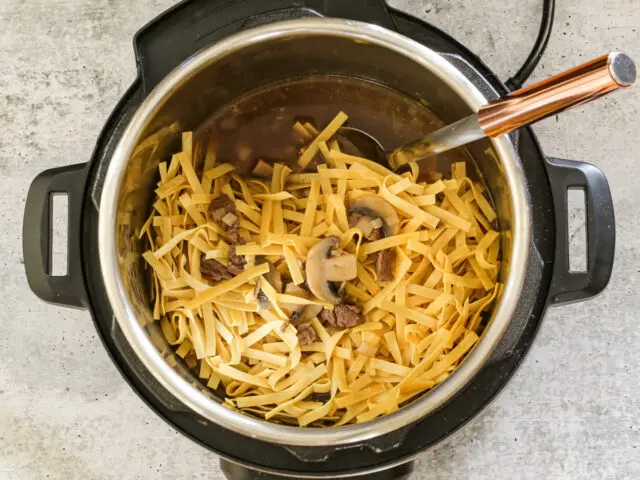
478,52,635,136
388,52,635,170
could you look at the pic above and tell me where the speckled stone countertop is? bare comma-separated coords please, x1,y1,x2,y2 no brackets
1,1,638,478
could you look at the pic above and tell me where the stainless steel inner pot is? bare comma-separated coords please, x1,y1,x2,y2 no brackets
98,18,530,446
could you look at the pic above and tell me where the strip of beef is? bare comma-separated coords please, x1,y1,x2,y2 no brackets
208,194,236,222
376,249,395,282
208,194,242,243
207,194,246,273
226,221,242,244
200,258,233,282
296,323,317,345
318,308,334,325
319,304,364,329
227,245,246,275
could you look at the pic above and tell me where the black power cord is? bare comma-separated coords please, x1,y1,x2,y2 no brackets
505,0,556,90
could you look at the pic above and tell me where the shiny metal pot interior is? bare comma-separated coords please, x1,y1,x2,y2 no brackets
98,18,530,446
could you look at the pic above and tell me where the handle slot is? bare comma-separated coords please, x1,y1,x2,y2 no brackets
567,187,587,272
50,193,69,277
546,157,615,305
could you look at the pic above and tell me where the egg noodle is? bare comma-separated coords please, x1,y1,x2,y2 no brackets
141,111,501,427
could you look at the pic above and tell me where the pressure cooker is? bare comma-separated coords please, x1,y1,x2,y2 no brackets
23,1,614,478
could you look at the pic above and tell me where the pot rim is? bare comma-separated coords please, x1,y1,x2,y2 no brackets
98,18,530,446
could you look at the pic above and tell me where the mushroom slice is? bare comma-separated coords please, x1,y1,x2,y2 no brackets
306,236,357,304
324,254,357,282
348,196,400,237
350,214,374,238
254,279,270,310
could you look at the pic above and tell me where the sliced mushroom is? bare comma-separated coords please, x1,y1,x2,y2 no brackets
348,212,374,238
324,255,357,282
370,217,383,230
347,196,400,237
306,236,357,304
348,196,400,282
254,279,270,309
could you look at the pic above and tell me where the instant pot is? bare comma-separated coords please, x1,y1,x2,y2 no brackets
23,1,615,478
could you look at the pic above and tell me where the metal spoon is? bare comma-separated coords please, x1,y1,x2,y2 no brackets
339,52,635,171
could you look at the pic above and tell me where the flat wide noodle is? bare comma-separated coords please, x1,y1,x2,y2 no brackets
142,110,502,428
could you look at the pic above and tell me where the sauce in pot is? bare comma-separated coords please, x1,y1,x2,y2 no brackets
196,75,470,176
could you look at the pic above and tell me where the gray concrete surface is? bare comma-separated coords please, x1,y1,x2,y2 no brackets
1,0,638,478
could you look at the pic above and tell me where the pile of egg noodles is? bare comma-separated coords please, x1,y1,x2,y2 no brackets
141,111,502,427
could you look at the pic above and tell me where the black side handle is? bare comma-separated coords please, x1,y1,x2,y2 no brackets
546,157,615,305
23,163,88,309
220,458,414,480
309,0,397,30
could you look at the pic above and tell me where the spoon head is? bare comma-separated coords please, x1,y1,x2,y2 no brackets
337,127,389,167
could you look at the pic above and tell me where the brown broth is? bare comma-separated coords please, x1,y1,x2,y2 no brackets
196,75,469,176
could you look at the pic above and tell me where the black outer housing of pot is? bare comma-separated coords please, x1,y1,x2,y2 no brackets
22,0,615,479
